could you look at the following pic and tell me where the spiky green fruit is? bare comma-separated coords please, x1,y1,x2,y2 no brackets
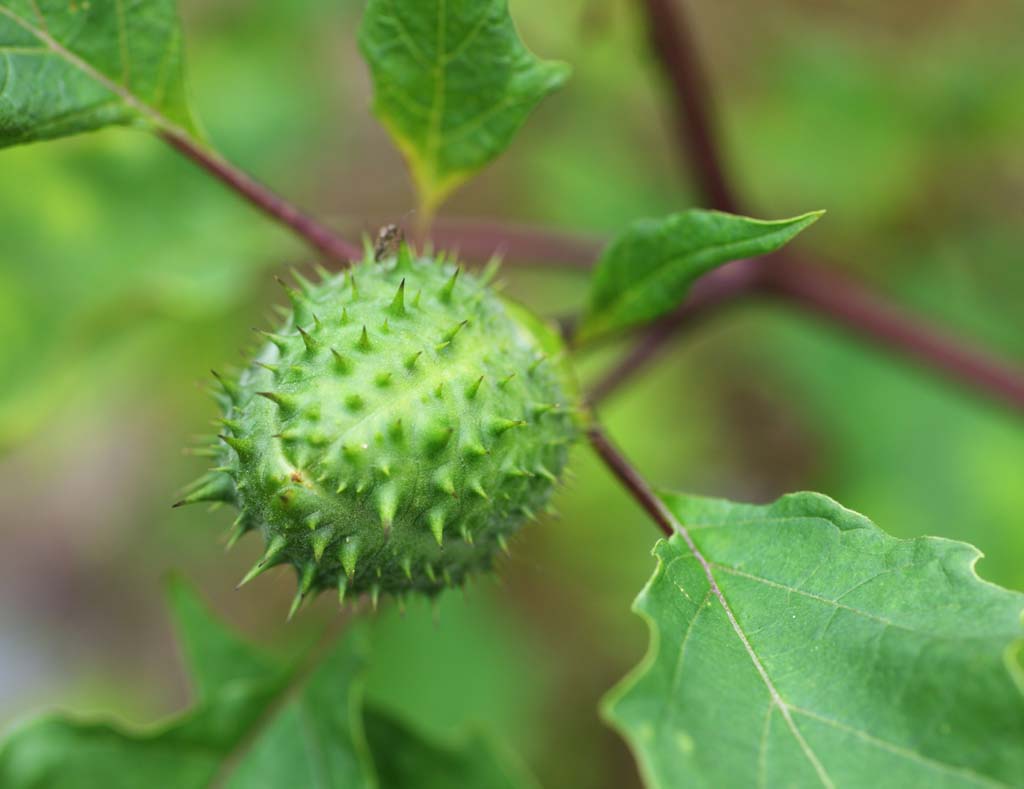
179,244,578,614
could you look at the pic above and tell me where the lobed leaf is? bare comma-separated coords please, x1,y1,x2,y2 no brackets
0,580,533,788
603,491,1024,788
358,0,569,216
578,209,823,342
0,0,196,148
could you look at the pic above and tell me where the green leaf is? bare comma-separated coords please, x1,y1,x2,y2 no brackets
0,580,534,789
0,0,196,148
358,0,569,216
603,491,1024,788
222,635,374,789
364,709,538,789
0,578,297,789
578,209,823,342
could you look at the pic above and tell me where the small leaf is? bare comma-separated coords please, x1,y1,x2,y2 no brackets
0,0,197,148
603,491,1024,788
578,209,823,342
358,0,569,217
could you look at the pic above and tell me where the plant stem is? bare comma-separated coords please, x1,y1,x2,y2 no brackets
586,257,760,400
585,423,673,537
764,257,1024,411
160,129,361,263
426,218,600,270
640,0,738,212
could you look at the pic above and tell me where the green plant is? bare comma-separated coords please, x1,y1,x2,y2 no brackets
1,1,1022,787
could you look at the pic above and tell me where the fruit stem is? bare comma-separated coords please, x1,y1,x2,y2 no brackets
585,421,672,538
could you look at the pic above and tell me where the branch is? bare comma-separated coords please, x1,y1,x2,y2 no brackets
425,217,601,269
640,0,739,212
587,257,761,404
585,422,673,537
588,253,1024,412
764,258,1024,411
160,130,361,264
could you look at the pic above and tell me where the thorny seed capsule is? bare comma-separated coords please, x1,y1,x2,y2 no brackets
177,241,579,616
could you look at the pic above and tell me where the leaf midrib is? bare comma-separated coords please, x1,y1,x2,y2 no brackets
654,509,837,786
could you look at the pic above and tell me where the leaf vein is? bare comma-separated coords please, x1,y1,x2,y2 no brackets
660,515,836,786
789,706,1009,787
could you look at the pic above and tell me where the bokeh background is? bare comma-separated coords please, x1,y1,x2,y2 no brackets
2,1,1023,786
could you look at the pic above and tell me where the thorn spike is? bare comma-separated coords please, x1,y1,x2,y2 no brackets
256,391,296,414
441,319,469,344
237,535,287,587
210,370,240,403
313,528,331,562
297,326,317,353
173,473,234,508
331,348,351,374
388,279,407,316
440,267,460,302
428,510,445,546
404,351,423,371
489,418,526,436
340,539,360,579
219,434,253,459
377,486,398,529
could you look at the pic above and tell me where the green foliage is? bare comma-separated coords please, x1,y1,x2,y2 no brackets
181,246,577,611
358,0,569,215
0,0,196,148
0,580,534,788
578,210,823,342
603,491,1024,788
364,711,536,789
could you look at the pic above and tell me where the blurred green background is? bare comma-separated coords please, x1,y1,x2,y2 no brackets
2,1,1022,786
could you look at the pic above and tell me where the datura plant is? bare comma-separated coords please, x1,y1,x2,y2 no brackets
1,0,1022,788
177,243,579,614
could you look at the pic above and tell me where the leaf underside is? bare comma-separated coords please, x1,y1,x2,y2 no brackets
0,580,534,789
579,209,823,342
603,491,1024,788
0,0,195,149
358,0,570,214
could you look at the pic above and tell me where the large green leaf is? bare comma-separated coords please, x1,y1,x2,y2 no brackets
0,0,196,148
603,492,1024,788
358,0,569,215
0,581,533,788
578,210,823,342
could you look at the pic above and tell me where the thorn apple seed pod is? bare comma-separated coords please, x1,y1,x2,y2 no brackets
180,242,579,612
